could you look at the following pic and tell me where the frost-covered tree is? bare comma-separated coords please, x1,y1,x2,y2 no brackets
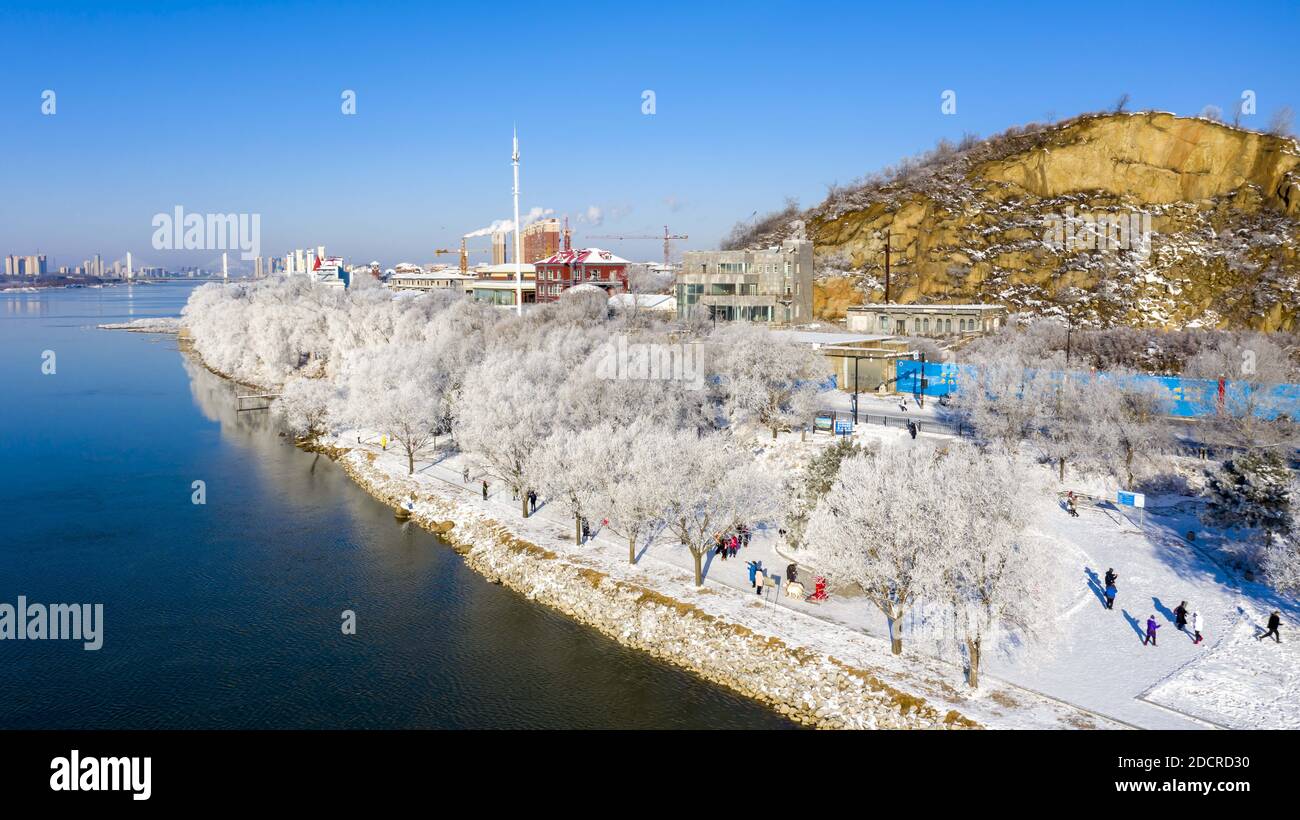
530,427,615,542
1081,371,1174,488
660,431,782,586
784,437,869,551
939,443,1051,687
956,329,1055,451
455,348,565,516
804,444,954,654
1184,334,1300,454
598,422,676,564
275,376,336,438
335,344,450,474
711,324,826,439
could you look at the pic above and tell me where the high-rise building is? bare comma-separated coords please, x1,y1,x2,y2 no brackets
491,231,508,265
521,218,561,264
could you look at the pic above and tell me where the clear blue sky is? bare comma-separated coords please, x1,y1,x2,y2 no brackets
1,0,1296,270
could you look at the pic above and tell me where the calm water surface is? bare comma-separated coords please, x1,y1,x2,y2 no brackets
0,282,794,729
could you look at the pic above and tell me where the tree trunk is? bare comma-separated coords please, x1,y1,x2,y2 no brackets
1125,446,1134,488
771,426,778,441
407,450,415,475
1058,456,1065,482
520,492,528,518
966,636,981,687
887,613,903,655
628,533,637,565
575,514,582,545
692,550,703,587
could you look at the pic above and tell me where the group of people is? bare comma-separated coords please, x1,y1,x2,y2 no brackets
1103,566,1285,648
713,525,751,561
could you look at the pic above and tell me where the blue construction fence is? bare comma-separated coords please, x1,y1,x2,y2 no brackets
894,359,1300,419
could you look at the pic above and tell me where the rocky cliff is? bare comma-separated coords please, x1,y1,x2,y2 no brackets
786,112,1300,331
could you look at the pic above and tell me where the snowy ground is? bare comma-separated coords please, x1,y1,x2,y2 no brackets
330,408,1299,730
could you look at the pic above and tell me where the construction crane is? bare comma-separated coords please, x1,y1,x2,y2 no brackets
587,225,687,268
434,238,488,273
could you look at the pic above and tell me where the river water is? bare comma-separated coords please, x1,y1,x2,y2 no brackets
0,282,793,729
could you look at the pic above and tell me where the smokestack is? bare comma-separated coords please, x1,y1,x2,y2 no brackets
126,251,132,280
512,128,523,316
460,238,468,274
222,252,229,280
563,216,572,252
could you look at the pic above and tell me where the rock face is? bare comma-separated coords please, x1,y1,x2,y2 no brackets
802,112,1300,331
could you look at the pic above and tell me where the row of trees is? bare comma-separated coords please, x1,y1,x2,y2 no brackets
183,279,825,585
955,319,1299,593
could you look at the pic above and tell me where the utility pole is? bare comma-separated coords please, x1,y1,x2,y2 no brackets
883,232,892,304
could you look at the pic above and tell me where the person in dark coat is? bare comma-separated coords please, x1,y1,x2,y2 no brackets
481,479,488,500
1143,615,1161,646
1104,583,1117,610
1259,611,1283,643
527,490,537,514
786,563,798,583
1104,568,1117,588
1173,601,1189,631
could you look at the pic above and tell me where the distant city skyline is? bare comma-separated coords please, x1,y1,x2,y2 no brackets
1,0,1296,266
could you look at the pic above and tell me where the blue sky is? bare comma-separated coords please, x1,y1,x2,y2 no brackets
1,0,1296,270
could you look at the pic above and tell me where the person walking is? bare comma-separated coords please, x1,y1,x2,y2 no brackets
755,570,765,597
527,490,537,514
747,560,758,588
1065,492,1079,518
481,479,488,500
1259,610,1282,643
786,562,798,583
1191,611,1204,645
1143,615,1160,646
462,465,470,484
1104,582,1117,610
1104,568,1117,589
1174,601,1189,632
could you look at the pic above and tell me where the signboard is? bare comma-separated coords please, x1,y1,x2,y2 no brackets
813,412,834,434
834,419,854,436
1117,491,1145,508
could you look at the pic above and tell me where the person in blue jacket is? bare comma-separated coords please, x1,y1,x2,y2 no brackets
1143,615,1161,646
747,560,759,588
1104,582,1117,610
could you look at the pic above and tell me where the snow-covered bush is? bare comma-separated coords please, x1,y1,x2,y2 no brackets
275,376,336,438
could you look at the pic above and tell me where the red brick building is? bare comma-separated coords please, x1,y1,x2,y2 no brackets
534,248,631,303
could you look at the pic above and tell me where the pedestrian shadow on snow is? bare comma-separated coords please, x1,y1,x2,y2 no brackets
1122,609,1146,642
1084,567,1106,607
1152,597,1176,624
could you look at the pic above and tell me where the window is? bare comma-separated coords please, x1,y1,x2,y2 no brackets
945,318,952,333
923,317,930,332
879,315,888,330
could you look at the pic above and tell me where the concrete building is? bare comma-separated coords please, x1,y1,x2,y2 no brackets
845,303,1008,338
676,239,814,325
388,270,479,292
534,249,628,303
521,218,561,263
491,230,508,265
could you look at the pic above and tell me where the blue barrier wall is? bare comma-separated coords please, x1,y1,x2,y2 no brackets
894,359,1300,419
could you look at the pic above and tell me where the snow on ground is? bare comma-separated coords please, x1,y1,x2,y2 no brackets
331,403,1298,730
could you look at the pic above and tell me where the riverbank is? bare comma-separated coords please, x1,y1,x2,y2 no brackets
101,319,1134,728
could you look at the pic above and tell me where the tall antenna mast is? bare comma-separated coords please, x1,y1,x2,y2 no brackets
511,127,523,316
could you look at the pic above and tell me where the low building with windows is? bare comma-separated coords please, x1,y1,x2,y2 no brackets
845,303,1007,338
467,278,536,307
387,270,480,292
676,239,813,325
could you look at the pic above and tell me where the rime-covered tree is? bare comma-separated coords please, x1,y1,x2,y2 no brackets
939,443,1052,687
660,431,781,586
530,427,615,542
335,344,450,475
1184,334,1300,454
455,348,565,516
804,444,952,654
711,323,826,439
598,422,676,564
275,376,336,438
